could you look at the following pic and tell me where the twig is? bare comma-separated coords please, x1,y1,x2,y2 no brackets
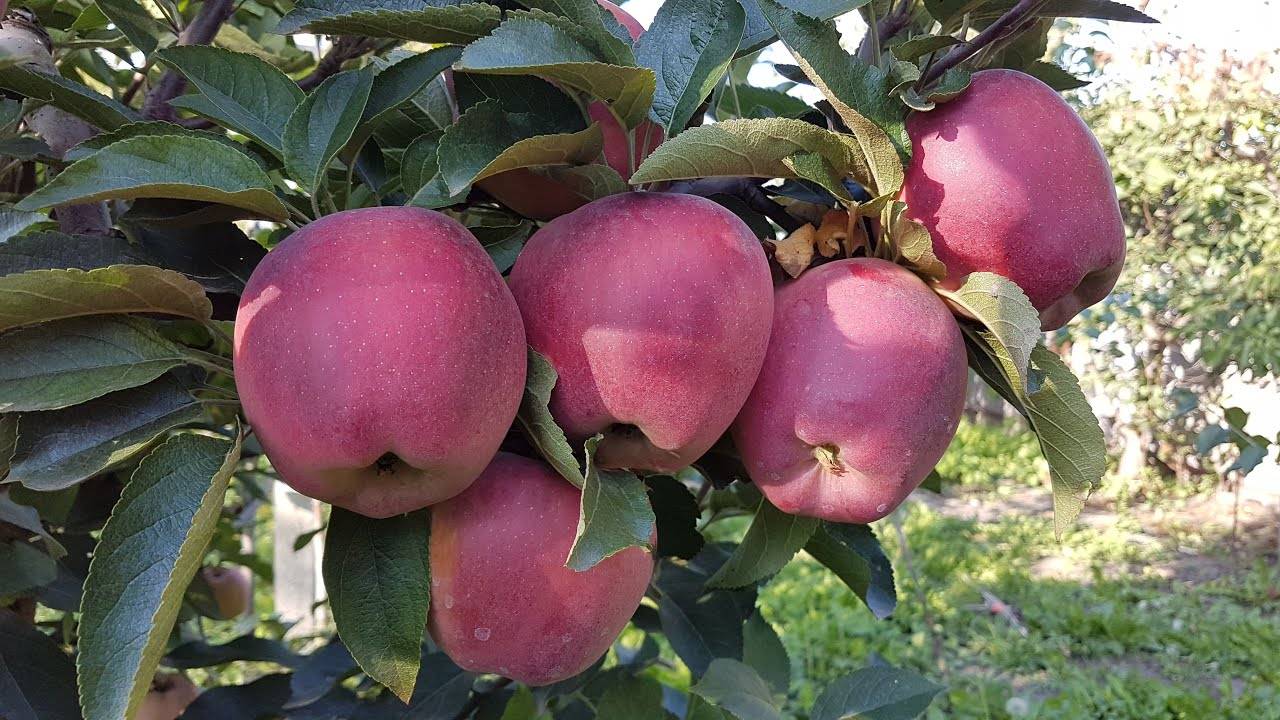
857,0,914,64
297,36,378,91
919,0,1046,86
142,0,236,120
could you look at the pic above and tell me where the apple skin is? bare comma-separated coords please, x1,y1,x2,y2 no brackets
508,191,774,472
428,452,653,686
201,565,252,619
137,674,199,720
475,0,663,219
234,207,526,518
902,69,1126,330
732,258,967,524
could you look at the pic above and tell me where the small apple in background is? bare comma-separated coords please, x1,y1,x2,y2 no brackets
234,207,526,518
509,191,774,472
201,565,252,619
136,673,199,720
902,69,1126,330
428,453,654,686
733,258,968,523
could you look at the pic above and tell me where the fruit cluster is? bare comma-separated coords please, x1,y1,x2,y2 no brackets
232,6,1125,687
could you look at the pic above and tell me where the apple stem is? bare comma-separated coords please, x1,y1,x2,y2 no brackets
812,444,847,476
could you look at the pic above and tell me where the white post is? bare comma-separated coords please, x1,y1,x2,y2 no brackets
272,483,328,637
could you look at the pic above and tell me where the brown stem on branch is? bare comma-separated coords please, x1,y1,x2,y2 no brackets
857,0,915,63
142,0,236,120
298,36,379,91
919,0,1045,86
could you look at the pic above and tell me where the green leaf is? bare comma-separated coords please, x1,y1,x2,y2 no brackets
7,374,207,491
708,500,818,589
0,415,15,480
0,316,199,412
0,208,47,242
756,0,909,182
77,430,241,720
631,118,875,191
0,66,139,131
967,339,1105,535
95,0,165,54
646,474,705,559
940,272,1041,396
565,437,655,571
785,152,856,205
284,67,375,193
516,348,586,487
0,493,66,557
276,0,502,43
804,522,896,619
399,131,445,199
1022,60,1089,91
715,84,812,120
1229,444,1269,475
880,200,944,275
0,609,83,720
743,612,790,697
924,67,971,104
0,541,56,599
1040,0,1157,22
891,34,962,61
436,100,604,195
811,665,944,720
468,219,532,273
596,674,667,720
456,16,656,128
688,696,732,720
500,685,548,720
1195,425,1230,455
322,507,431,703
0,264,212,333
363,46,461,131
64,120,258,164
539,163,629,198
517,1,636,65
692,658,782,720
166,635,303,669
157,46,305,155
636,0,746,134
452,72,587,133
737,0,868,55
16,136,288,221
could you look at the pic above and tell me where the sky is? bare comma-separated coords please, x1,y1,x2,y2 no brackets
619,0,1280,92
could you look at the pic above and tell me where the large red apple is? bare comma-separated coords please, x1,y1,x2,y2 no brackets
428,452,653,686
902,69,1126,330
475,0,663,219
508,191,774,472
732,258,967,523
234,207,526,518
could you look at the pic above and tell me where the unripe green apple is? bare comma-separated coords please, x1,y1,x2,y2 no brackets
200,564,252,619
732,258,967,523
234,207,526,517
902,69,1126,330
509,192,774,472
428,452,653,686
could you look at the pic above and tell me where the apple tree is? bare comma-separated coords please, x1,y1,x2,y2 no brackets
0,0,1155,718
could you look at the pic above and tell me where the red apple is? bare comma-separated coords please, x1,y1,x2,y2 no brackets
509,191,774,471
902,69,1126,330
476,0,664,219
732,258,967,523
201,565,252,619
428,452,653,686
234,207,526,518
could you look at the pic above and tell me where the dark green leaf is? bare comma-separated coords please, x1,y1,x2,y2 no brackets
516,348,586,487
1040,0,1156,22
65,120,257,164
743,612,790,696
518,1,636,64
1229,444,1268,475
646,474,704,559
0,541,56,599
402,651,473,719
0,66,139,131
181,673,292,720
0,609,82,720
1195,425,1230,455
565,437,655,571
0,208,47,242
1022,60,1089,91
276,0,503,43
469,219,532,273
940,272,1042,397
596,674,667,720
362,46,462,133
77,430,241,720
284,67,375,193
7,374,207,491
95,0,166,54
456,16,656,128
891,34,962,61
657,590,746,676
715,84,812,120
0,264,212,333
289,638,357,707
0,494,65,557
809,665,945,720
691,658,782,720
166,635,304,669
636,0,746,133
0,316,197,412
322,507,431,702
737,0,869,55
16,136,288,221
453,72,587,133
804,522,897,619
157,46,304,155
708,500,817,589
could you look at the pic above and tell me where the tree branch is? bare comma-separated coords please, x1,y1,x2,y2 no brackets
142,0,236,120
920,0,1045,86
298,36,378,91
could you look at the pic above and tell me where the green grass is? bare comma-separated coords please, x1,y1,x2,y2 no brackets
756,460,1280,719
